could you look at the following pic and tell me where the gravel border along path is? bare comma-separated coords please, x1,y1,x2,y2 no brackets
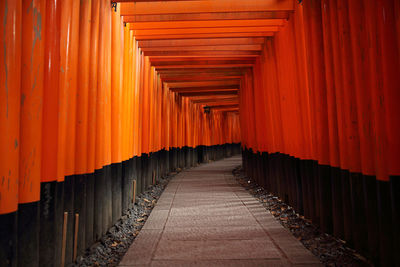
232,165,373,267
74,170,181,267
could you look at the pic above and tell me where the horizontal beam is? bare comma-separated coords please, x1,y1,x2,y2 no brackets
138,38,266,48
212,107,240,111
123,11,290,22
155,64,254,69
156,68,249,74
208,104,239,109
179,91,238,96
161,76,243,82
151,57,255,63
116,0,193,1
132,26,279,36
145,51,261,57
170,86,238,91
121,0,294,15
133,32,274,40
192,100,239,104
153,63,254,68
141,44,263,51
167,81,239,88
128,19,285,29
174,89,238,94
204,102,239,107
190,97,239,104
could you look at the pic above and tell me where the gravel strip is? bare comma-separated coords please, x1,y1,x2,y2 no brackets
232,165,373,267
74,170,181,267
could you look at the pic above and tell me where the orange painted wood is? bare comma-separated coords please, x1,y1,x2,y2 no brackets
346,0,376,176
321,0,340,168
328,0,349,171
132,26,279,36
58,0,72,180
65,0,79,176
142,45,263,52
42,0,60,182
103,0,112,166
133,41,141,156
7,0,400,211
171,88,238,93
302,0,330,165
75,0,91,174
162,76,243,82
127,31,134,158
128,19,285,30
134,32,274,40
364,0,388,180
137,50,144,155
145,51,261,57
122,23,130,160
124,11,290,23
138,38,265,48
151,59,255,67
141,56,150,154
168,81,239,88
376,0,400,178
95,0,107,170
87,0,100,173
20,0,46,202
0,0,21,213
120,0,294,16
148,66,155,152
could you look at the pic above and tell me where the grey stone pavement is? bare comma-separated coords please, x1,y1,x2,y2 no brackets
119,156,322,267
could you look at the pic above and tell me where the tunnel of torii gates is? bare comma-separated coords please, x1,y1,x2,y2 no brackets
0,0,399,266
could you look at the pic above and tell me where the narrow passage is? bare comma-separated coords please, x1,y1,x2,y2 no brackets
119,156,322,266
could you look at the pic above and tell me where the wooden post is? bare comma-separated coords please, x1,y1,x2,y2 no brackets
133,180,136,203
61,212,68,267
73,213,79,261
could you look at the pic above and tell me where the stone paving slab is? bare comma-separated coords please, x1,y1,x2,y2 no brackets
119,156,323,267
149,259,290,267
154,239,280,261
161,225,267,241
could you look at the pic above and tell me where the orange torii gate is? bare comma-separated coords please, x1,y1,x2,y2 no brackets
1,0,399,266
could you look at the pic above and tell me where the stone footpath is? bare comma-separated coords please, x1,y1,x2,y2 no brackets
119,156,322,267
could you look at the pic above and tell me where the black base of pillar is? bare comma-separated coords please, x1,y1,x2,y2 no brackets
85,174,94,250
39,181,57,267
0,212,18,267
17,202,40,267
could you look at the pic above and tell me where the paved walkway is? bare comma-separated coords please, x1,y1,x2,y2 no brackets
119,156,322,267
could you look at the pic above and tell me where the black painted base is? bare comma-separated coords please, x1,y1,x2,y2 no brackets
0,212,17,267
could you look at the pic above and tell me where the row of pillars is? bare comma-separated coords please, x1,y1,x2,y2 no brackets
243,149,400,267
0,144,241,267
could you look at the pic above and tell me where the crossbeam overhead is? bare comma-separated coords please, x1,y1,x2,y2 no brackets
120,0,295,15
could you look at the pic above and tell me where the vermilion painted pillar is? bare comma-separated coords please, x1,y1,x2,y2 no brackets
76,0,91,175
19,0,46,265
85,0,99,249
111,2,122,226
321,0,344,239
39,0,61,265
0,0,21,216
74,0,91,258
303,0,333,233
0,1,21,266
